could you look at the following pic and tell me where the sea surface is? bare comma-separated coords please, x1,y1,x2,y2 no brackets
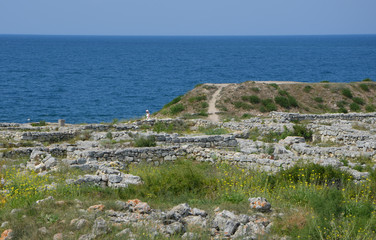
1,35,375,123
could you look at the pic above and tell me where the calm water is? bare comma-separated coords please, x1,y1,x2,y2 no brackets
1,35,375,123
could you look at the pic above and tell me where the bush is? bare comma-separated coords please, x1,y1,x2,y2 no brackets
163,95,182,108
275,96,298,109
31,120,46,127
260,99,277,112
303,85,312,93
251,87,260,93
241,95,260,104
352,97,365,105
189,95,207,103
201,102,209,108
199,126,228,135
153,121,189,133
170,104,185,115
338,107,348,113
314,97,323,103
275,96,290,108
336,100,347,108
293,124,313,141
350,102,361,112
365,104,376,112
269,83,279,89
341,88,353,98
233,101,251,110
359,83,369,91
134,136,156,147
278,90,289,96
362,78,372,82
320,80,330,83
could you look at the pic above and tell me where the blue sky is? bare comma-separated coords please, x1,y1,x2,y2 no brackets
0,0,375,35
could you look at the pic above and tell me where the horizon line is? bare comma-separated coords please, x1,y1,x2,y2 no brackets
1,33,376,38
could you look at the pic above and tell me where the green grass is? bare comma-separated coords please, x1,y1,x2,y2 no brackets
313,97,323,103
233,101,252,110
170,104,185,115
134,136,157,147
365,104,376,112
189,95,207,103
241,95,260,104
342,88,353,98
353,97,365,105
303,85,312,93
198,126,228,135
163,95,182,108
31,120,46,127
152,121,189,134
350,102,361,112
359,83,370,92
1,159,376,239
260,98,277,112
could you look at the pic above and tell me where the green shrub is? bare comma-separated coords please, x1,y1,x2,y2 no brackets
31,120,46,127
201,102,209,108
362,78,373,82
365,104,376,112
233,101,251,110
352,97,365,105
197,110,208,116
241,113,253,119
241,95,260,104
134,136,156,147
314,97,323,103
275,96,298,108
278,90,289,96
189,95,207,103
153,121,189,133
288,96,299,107
336,100,347,108
170,104,185,115
275,96,290,108
199,126,228,135
350,102,361,112
260,99,277,112
251,87,260,93
338,107,348,113
359,83,369,91
320,80,330,83
303,85,312,93
163,95,182,108
269,83,279,89
341,88,353,98
293,124,313,141
106,132,113,140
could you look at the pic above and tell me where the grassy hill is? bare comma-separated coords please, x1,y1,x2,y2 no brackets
156,79,376,120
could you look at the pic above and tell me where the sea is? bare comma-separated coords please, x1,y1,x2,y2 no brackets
0,35,375,123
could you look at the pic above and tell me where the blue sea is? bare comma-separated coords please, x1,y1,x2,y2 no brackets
1,35,375,123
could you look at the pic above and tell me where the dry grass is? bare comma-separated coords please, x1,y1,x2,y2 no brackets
156,81,376,119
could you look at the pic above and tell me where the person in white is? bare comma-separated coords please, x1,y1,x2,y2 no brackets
146,110,150,119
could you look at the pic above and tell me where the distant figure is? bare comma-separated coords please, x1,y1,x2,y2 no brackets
146,110,150,120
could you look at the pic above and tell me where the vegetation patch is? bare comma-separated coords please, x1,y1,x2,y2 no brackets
134,136,157,147
241,95,260,104
341,88,353,98
170,104,185,115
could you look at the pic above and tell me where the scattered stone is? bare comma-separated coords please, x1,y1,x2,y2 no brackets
248,197,271,212
38,227,48,235
78,233,96,240
0,229,13,240
53,233,63,240
115,228,132,237
71,218,89,230
0,222,9,228
92,217,109,235
36,196,54,205
88,204,105,212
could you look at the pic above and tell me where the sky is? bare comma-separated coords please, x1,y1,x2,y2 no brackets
0,0,375,36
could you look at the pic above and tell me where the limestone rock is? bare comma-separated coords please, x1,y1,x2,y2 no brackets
248,197,271,212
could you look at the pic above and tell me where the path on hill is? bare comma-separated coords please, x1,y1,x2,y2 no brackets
208,84,229,122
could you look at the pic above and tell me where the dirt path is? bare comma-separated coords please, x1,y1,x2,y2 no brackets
208,84,229,122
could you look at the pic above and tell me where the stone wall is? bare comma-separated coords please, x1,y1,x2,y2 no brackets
271,112,376,122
